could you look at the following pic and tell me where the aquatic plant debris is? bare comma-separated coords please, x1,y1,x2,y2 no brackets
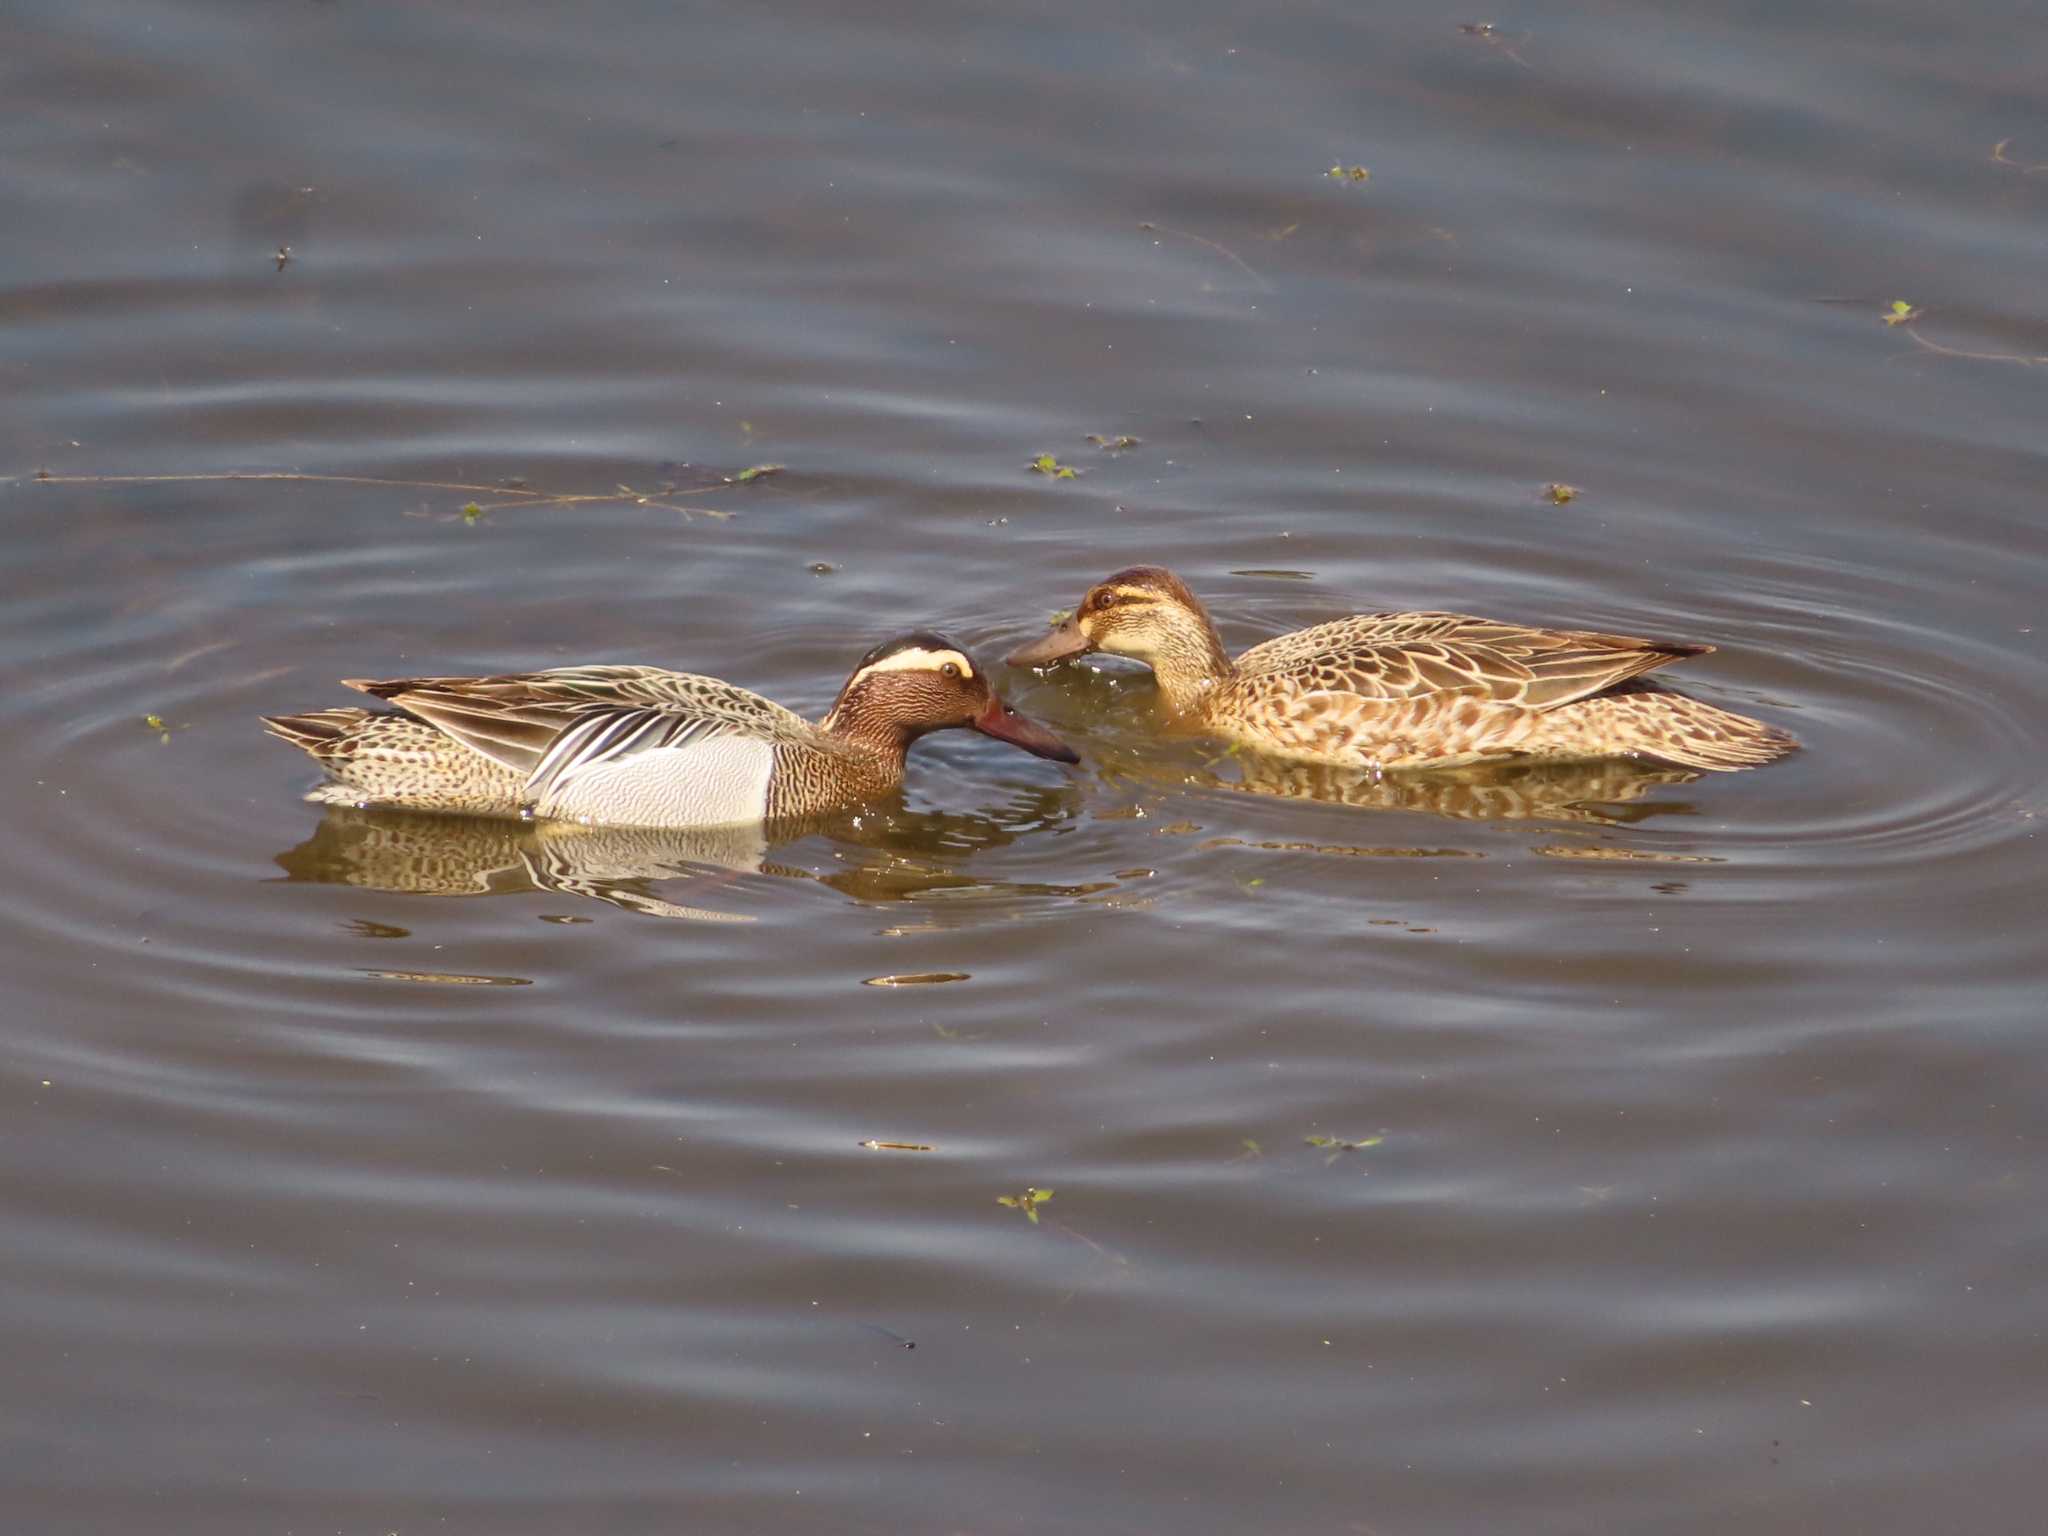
1086,434,1141,451
1991,138,2048,173
728,463,783,484
1327,164,1371,183
1028,453,1079,479
362,969,533,987
461,501,484,524
1137,222,1272,288
859,1140,935,1152
1305,1133,1385,1166
1543,482,1580,504
1874,301,2048,366
861,971,971,987
997,1187,1055,1223
1457,21,1532,67
142,713,173,744
20,470,737,521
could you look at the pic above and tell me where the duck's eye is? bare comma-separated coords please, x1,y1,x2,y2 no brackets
941,662,961,679
1091,591,1114,611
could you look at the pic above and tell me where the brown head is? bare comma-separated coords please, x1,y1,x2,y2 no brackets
1006,566,1226,679
825,631,1079,762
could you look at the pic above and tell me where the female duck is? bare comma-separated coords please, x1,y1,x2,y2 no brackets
265,632,1078,828
1008,566,1794,772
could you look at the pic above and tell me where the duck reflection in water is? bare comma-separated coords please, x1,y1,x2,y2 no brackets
272,785,1110,923
1194,747,1704,824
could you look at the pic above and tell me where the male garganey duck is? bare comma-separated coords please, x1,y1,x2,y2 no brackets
264,633,1079,828
1008,566,1795,772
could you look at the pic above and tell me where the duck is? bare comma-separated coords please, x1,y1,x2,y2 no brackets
263,632,1079,828
1007,566,1796,772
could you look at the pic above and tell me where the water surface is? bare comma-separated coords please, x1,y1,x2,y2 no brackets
5,2,2046,1531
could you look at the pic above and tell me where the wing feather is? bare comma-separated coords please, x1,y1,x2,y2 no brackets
1235,613,1708,711
343,665,831,787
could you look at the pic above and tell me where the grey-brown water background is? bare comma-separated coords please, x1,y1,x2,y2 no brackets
5,2,2046,1531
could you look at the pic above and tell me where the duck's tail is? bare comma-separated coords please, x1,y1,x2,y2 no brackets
260,706,375,760
260,707,528,814
1528,686,1798,772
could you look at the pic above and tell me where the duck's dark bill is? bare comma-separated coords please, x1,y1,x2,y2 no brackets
1005,616,1092,667
972,698,1080,763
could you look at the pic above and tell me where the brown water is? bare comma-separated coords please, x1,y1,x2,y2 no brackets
5,2,2046,1531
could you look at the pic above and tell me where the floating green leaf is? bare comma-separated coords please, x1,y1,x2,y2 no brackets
731,463,784,484
1542,482,1579,505
1327,165,1371,183
997,1186,1055,1223
460,502,483,524
1029,454,1079,480
1086,434,1141,451
1882,299,1922,327
1304,1133,1386,1166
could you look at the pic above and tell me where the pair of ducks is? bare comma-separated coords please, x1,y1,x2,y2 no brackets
265,565,1796,828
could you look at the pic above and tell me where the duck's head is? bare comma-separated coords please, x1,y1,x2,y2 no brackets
1006,565,1211,671
831,632,1079,762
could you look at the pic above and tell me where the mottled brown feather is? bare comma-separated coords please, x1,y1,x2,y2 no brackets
1027,568,1795,773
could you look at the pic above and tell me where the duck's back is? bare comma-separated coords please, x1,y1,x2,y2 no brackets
1231,611,1702,704
272,665,858,827
1211,611,1790,771
391,666,832,827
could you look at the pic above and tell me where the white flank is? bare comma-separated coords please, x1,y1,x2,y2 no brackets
533,735,775,828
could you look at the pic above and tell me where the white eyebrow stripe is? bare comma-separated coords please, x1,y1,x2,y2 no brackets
851,647,974,681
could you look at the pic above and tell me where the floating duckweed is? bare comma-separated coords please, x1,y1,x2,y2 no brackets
1882,299,1923,327
1086,434,1141,451
997,1186,1055,1223
1543,482,1580,504
731,463,783,484
1029,454,1079,480
1327,165,1371,183
460,501,484,524
1305,1132,1385,1166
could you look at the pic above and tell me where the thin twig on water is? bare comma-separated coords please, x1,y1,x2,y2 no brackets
1137,222,1273,290
17,470,737,519
1991,138,2048,174
1897,324,2047,367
